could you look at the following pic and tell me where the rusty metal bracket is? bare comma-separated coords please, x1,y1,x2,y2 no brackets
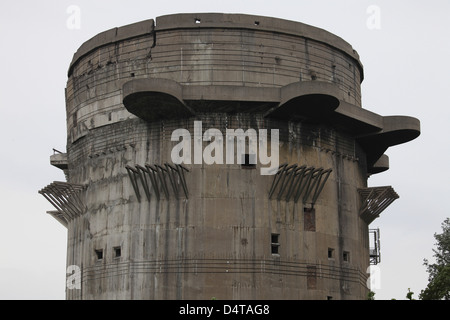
136,165,152,202
126,162,190,202
155,164,171,199
269,163,332,205
268,163,288,199
311,168,332,204
145,164,161,200
126,165,142,202
38,181,86,225
358,186,399,224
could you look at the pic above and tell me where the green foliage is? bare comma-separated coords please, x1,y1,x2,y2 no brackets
406,288,415,300
419,218,450,300
367,290,375,300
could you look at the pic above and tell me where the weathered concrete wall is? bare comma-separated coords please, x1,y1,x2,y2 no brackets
65,113,369,300
48,13,420,300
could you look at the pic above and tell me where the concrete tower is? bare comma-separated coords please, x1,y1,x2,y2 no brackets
40,13,420,300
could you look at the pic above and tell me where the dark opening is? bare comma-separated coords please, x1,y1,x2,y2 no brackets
328,248,334,259
241,154,256,169
95,249,103,260
343,251,350,262
114,246,121,258
271,233,280,255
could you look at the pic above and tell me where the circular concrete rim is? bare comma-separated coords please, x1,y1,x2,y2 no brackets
68,13,364,79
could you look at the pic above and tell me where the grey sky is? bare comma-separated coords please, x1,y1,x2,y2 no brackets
0,0,448,300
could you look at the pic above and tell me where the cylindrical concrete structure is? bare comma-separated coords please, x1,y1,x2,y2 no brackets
40,13,420,300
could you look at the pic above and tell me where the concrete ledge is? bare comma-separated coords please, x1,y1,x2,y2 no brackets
279,81,341,106
357,115,420,168
50,153,68,170
121,77,420,174
380,116,421,146
123,78,184,103
330,101,384,135
359,115,421,148
122,78,419,143
266,81,340,120
122,78,194,122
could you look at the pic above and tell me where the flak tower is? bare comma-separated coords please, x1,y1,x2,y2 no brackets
40,13,419,299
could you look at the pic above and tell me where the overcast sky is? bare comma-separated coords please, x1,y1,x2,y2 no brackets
0,0,449,300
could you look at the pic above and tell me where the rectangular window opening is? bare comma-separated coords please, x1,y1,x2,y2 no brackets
241,154,256,169
271,233,280,255
114,246,121,258
343,251,350,262
95,249,103,260
328,248,334,259
304,207,316,231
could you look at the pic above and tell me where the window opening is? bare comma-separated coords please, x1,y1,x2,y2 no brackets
328,248,334,259
95,249,103,260
343,251,350,262
114,246,121,258
271,233,280,255
241,153,256,169
304,207,316,231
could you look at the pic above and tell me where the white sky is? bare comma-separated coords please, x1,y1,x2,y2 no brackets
0,0,449,300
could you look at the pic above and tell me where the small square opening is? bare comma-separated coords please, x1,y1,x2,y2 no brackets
114,246,121,258
343,251,350,262
95,249,103,260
